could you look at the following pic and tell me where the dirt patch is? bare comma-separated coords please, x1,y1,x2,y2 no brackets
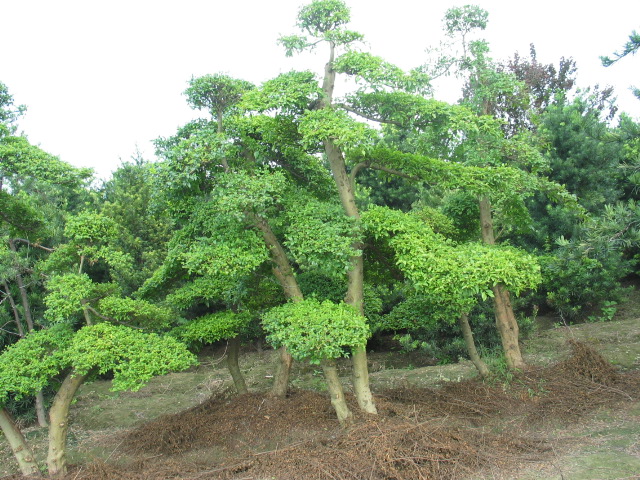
123,389,339,456
53,341,639,480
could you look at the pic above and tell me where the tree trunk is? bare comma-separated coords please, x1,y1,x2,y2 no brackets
491,285,525,369
35,391,48,428
250,213,301,397
0,407,42,477
227,337,248,395
317,39,377,409
321,359,353,426
458,313,490,378
478,197,525,370
46,370,88,479
2,280,25,337
9,240,35,332
322,140,377,414
270,347,294,398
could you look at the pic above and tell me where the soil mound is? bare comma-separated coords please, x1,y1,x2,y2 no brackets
61,341,638,480
123,389,338,455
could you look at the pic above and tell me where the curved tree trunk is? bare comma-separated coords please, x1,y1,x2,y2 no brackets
0,407,42,477
227,336,248,395
250,213,301,397
321,359,353,426
323,140,377,415
491,285,525,369
478,197,525,370
458,313,490,378
2,280,25,337
317,42,376,415
46,370,88,479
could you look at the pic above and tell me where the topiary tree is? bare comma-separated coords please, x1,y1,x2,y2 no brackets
0,323,195,477
262,299,370,425
363,205,541,377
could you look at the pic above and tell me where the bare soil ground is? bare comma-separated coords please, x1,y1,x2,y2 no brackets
2,299,640,479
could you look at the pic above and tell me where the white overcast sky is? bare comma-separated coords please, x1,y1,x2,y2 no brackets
3,0,639,181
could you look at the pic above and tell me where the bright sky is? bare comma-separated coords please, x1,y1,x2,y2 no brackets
3,0,639,181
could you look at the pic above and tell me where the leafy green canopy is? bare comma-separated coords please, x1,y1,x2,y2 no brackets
278,0,363,56
262,299,370,364
184,74,254,117
363,206,541,309
0,135,92,187
333,51,431,95
0,323,195,403
176,311,251,347
0,325,72,403
283,191,361,277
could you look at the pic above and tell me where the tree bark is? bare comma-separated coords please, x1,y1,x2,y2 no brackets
270,346,294,398
458,313,490,378
0,407,42,477
9,239,35,332
491,285,525,369
318,42,377,415
478,197,525,369
226,337,248,395
321,359,353,426
2,280,25,337
250,213,301,397
46,370,88,479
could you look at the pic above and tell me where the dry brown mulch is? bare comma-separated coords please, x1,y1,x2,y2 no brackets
56,341,638,480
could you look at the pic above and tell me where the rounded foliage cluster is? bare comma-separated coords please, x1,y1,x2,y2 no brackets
262,299,370,364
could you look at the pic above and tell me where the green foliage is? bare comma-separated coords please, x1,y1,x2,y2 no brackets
184,74,254,117
0,82,26,133
299,108,377,152
176,311,251,347
587,301,618,323
333,51,431,95
296,0,352,37
262,299,370,364
164,276,230,310
278,35,311,57
354,147,530,202
297,271,346,303
601,29,640,99
0,325,73,404
242,71,322,114
44,273,114,323
601,30,640,66
99,157,174,295
375,294,459,333
541,236,633,321
284,194,360,277
212,169,288,217
363,206,541,309
443,5,488,38
67,323,196,392
97,296,175,330
440,191,480,241
278,0,363,56
535,94,623,218
0,135,92,188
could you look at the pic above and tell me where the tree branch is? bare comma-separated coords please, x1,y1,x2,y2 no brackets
12,238,55,252
337,103,404,126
